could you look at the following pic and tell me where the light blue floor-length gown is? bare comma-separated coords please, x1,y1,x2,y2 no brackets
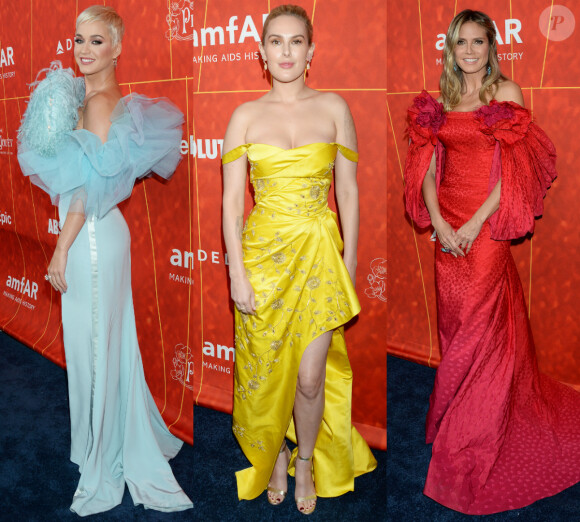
18,64,193,516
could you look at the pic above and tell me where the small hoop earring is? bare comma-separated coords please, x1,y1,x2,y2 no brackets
487,65,492,75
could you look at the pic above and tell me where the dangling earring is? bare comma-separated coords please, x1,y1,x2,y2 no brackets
113,57,118,67
487,65,492,75
453,63,458,72
306,61,311,70
264,61,268,71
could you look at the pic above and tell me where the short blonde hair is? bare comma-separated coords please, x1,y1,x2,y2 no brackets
76,5,124,48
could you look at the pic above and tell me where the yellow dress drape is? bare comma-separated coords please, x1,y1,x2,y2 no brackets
222,142,377,500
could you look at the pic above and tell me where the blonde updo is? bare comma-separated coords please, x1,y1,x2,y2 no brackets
261,4,313,45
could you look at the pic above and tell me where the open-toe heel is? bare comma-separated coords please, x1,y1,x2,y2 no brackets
295,453,316,515
267,443,291,505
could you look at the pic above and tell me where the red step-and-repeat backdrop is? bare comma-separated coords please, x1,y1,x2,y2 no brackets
0,0,386,448
388,2,580,387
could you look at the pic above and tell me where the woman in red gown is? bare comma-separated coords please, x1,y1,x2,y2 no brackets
404,9,580,515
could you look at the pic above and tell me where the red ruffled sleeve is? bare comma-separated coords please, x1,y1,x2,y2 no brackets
474,101,557,240
404,91,446,228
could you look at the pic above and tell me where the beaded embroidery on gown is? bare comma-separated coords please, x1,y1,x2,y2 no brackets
222,142,377,500
404,91,580,514
17,64,192,516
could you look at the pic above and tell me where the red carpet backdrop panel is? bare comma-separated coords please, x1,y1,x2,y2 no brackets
387,1,580,387
0,0,387,448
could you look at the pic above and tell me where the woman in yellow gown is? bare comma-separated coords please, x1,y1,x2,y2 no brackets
221,5,376,515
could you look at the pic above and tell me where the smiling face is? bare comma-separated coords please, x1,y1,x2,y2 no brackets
259,15,315,83
453,21,490,76
74,20,120,75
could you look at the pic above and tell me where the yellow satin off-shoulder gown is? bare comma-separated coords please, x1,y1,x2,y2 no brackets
222,142,377,500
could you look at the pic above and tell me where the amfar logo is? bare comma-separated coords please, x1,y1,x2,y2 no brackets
0,46,14,67
5,276,38,300
166,1,267,47
0,128,14,155
203,340,234,374
170,343,193,390
56,39,74,55
435,19,523,50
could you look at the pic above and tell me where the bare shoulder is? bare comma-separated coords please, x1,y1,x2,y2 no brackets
83,91,120,119
315,91,350,114
493,80,524,106
82,91,121,141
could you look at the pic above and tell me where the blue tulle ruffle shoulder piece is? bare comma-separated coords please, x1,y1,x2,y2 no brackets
18,61,85,157
17,62,185,220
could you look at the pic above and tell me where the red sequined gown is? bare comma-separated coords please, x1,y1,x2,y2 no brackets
403,91,580,515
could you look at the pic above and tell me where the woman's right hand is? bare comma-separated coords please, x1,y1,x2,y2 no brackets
433,217,464,257
231,274,256,315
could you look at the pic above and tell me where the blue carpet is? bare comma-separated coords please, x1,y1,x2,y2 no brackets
0,330,386,520
387,354,580,521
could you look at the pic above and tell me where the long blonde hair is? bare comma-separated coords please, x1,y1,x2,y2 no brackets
440,10,505,111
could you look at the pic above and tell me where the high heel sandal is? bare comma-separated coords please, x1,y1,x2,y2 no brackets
295,454,317,515
267,443,291,505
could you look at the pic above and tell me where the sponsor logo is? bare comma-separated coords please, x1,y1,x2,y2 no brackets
165,1,267,48
0,211,12,226
180,137,224,158
539,5,575,42
48,218,60,235
56,39,74,55
0,128,14,155
3,275,38,310
170,343,194,390
364,258,386,302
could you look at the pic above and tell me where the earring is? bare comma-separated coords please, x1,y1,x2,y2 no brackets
113,57,118,67
453,63,457,72
306,61,311,70
264,61,268,71
487,65,492,75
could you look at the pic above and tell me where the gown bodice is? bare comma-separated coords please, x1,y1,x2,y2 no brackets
222,142,358,219
437,112,497,225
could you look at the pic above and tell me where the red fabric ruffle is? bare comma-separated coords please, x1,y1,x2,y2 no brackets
474,100,557,240
404,91,446,228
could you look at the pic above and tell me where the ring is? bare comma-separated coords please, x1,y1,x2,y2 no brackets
45,274,51,280
441,247,451,253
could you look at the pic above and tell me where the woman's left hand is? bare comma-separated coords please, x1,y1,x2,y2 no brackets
455,216,483,255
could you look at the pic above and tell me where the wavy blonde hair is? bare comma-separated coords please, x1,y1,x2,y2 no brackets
440,10,505,111
76,5,124,48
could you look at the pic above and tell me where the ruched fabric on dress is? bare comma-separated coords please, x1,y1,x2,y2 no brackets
222,143,377,500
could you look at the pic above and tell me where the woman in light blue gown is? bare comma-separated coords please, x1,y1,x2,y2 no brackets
17,5,192,516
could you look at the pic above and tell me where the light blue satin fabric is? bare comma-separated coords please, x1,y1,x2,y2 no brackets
18,68,192,515
61,206,192,515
